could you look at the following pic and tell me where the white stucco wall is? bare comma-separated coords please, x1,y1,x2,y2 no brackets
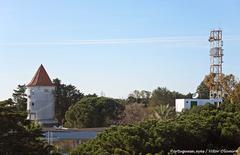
175,98,222,112
175,99,185,113
27,86,55,121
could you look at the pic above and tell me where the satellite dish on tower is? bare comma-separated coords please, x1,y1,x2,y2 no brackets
192,93,199,99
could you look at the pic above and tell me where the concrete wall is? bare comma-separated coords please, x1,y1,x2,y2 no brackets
27,86,55,121
175,99,185,113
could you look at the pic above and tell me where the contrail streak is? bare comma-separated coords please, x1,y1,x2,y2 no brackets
0,36,239,46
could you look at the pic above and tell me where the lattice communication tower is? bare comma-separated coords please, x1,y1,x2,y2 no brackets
209,29,224,99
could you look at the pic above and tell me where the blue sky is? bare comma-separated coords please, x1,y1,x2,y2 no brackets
1,0,240,100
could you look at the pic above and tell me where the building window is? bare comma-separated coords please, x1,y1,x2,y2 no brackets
190,101,197,108
31,90,34,95
44,89,48,92
31,102,34,106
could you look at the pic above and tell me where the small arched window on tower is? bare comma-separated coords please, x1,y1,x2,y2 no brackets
31,89,35,95
31,102,34,106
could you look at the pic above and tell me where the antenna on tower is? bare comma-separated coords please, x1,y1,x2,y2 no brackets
209,29,224,99
192,93,199,99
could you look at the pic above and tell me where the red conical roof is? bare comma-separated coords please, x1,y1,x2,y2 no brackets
27,64,54,87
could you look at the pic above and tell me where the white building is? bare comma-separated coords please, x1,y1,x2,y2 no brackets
27,64,57,126
175,98,222,112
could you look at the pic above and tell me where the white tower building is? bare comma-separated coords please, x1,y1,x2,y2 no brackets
27,64,57,126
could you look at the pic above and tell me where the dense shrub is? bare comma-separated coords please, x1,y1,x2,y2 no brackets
65,97,124,128
71,103,240,155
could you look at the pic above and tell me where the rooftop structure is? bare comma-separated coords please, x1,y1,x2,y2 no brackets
175,98,222,112
27,64,54,87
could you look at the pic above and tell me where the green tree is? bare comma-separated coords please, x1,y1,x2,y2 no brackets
196,81,210,99
221,74,238,98
85,93,98,98
150,87,185,107
65,97,124,128
53,78,84,124
71,103,240,155
203,73,239,101
127,90,151,106
230,83,240,104
12,84,27,112
0,100,55,155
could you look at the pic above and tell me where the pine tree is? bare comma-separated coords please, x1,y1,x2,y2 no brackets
12,84,27,112
0,100,56,155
